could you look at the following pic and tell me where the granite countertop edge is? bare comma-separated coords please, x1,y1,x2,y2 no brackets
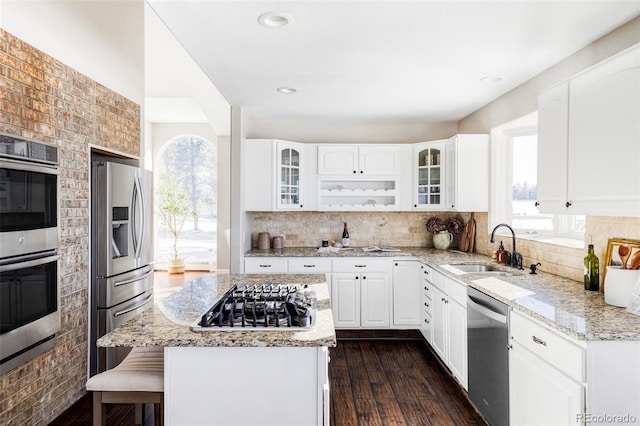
245,247,640,342
97,274,337,349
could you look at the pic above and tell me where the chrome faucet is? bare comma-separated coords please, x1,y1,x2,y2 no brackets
490,223,523,270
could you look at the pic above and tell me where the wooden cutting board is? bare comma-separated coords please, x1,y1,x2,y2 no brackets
468,213,476,252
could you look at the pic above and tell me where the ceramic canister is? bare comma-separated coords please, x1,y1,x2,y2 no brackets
272,236,284,249
604,266,640,307
258,232,271,250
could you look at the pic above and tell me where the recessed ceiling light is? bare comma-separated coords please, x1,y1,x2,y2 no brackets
277,87,297,94
480,75,503,83
258,12,294,28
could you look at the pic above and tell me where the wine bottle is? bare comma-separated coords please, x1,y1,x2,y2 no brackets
583,244,599,291
342,223,350,247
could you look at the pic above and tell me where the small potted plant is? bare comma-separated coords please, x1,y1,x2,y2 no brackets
156,174,196,273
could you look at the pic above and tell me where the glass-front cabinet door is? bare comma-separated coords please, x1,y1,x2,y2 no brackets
413,141,445,210
276,141,304,210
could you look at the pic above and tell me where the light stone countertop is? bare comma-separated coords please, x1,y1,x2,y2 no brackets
246,246,640,341
97,274,336,348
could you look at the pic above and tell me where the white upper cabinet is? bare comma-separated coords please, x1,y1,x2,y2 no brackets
445,135,489,212
244,139,316,211
317,144,399,176
537,44,640,216
276,140,305,210
537,82,569,213
412,141,446,210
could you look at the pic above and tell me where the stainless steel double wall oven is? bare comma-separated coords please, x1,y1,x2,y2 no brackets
0,133,60,374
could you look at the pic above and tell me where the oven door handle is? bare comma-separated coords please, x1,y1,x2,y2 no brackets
113,269,154,287
0,252,60,271
467,295,507,324
0,159,59,175
113,292,153,317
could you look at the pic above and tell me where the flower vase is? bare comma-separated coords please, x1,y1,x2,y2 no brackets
433,231,453,250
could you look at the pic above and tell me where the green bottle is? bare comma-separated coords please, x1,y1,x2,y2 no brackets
583,244,599,291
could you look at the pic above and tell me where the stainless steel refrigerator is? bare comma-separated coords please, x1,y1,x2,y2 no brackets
90,159,153,376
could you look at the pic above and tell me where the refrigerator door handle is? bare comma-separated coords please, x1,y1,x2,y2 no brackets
113,291,153,317
132,175,145,259
113,269,154,287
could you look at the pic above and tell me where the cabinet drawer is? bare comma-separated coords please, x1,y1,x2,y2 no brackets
288,258,332,273
422,297,433,315
429,268,447,292
332,258,391,273
446,278,467,306
244,257,288,273
511,311,585,382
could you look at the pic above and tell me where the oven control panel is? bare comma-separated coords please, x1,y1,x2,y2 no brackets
0,133,58,165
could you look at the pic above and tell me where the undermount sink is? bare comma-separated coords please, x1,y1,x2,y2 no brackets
447,264,512,276
453,264,499,273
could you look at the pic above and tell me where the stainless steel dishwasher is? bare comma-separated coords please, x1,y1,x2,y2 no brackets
467,286,510,426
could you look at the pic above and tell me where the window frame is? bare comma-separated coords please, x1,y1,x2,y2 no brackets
490,112,584,245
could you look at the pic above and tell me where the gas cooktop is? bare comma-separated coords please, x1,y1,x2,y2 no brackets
191,283,316,332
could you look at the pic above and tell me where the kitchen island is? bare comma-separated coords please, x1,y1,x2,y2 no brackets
97,273,336,426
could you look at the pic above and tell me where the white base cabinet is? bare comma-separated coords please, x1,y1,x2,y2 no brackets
510,311,586,425
165,346,330,426
427,267,468,389
392,261,421,328
331,274,390,328
510,340,584,426
419,264,434,343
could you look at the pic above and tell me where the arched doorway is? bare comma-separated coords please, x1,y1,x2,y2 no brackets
155,134,217,271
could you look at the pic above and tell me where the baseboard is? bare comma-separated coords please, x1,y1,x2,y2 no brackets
336,329,422,340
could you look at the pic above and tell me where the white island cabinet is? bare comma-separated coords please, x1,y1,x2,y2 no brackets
166,346,330,426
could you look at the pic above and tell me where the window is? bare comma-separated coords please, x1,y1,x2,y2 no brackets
155,135,217,269
491,113,584,245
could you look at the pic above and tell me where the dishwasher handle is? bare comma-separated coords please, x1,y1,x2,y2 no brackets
467,295,507,324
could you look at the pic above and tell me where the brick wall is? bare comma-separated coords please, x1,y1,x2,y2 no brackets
0,29,140,425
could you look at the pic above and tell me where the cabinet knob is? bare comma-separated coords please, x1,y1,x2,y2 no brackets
534,201,540,207
414,204,417,208
424,302,429,307
395,263,398,266
353,170,357,174
362,276,366,280
424,318,430,324
300,205,303,208
424,286,429,291
359,170,363,174
565,201,572,208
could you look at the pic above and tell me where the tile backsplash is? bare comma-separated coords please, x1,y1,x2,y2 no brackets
251,211,480,249
251,211,640,286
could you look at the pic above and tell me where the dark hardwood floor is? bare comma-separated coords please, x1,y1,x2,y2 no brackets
330,339,485,426
51,272,485,425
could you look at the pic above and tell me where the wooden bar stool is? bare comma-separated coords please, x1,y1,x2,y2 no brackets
86,347,164,426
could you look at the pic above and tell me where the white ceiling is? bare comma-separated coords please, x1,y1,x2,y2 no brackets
145,1,639,136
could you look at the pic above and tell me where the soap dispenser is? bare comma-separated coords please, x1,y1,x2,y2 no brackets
496,241,506,264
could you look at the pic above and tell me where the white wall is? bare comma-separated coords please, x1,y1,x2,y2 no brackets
459,16,640,133
248,119,458,143
0,0,145,107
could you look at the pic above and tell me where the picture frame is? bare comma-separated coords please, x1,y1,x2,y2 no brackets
603,237,640,290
